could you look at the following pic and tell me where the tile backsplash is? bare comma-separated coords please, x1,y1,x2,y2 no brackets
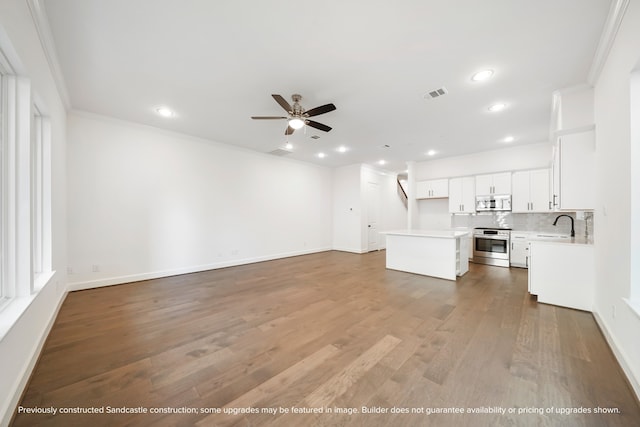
451,211,594,239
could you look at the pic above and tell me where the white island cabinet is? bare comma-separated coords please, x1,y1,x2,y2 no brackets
383,230,469,281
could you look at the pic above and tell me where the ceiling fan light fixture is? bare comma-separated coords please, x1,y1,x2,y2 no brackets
289,118,305,129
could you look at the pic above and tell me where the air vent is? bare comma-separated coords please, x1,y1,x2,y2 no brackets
310,135,320,140
424,87,448,99
268,149,292,156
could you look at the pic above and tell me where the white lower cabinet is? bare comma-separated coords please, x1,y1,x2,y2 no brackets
528,241,594,311
510,232,530,268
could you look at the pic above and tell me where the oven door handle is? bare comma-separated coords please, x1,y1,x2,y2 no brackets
474,235,508,240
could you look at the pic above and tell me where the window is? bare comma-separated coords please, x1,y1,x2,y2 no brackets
0,33,53,314
630,68,640,305
0,51,10,308
30,105,51,292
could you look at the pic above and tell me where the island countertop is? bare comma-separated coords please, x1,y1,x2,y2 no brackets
382,229,470,239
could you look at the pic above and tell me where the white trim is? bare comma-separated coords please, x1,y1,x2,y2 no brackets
0,287,66,427
553,124,596,137
332,246,367,254
592,309,640,402
624,298,640,321
67,247,332,292
26,0,71,109
587,0,630,85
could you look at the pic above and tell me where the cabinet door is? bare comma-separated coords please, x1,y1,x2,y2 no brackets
430,179,449,198
461,177,476,213
559,130,595,210
511,171,531,213
510,240,528,268
448,178,463,213
530,169,550,212
552,143,561,209
492,172,512,194
415,181,430,199
475,174,493,196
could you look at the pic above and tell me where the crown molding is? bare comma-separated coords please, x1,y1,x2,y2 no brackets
26,0,71,109
587,0,630,85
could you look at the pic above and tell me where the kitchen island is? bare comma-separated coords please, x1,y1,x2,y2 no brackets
382,229,470,281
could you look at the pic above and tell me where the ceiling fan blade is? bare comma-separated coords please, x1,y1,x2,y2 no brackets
285,125,295,135
304,103,336,117
306,120,332,132
272,94,292,113
251,116,287,120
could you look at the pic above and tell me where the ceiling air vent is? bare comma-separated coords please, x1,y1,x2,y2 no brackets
310,135,320,140
424,87,448,100
268,149,292,156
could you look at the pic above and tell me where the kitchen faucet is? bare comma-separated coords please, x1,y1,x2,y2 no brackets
552,214,575,237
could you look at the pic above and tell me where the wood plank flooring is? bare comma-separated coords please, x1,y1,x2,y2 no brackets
11,250,640,426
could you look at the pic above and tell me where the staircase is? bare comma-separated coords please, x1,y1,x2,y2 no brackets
397,173,408,208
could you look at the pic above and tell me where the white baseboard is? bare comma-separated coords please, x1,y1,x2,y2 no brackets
331,246,367,254
592,309,640,402
67,247,332,291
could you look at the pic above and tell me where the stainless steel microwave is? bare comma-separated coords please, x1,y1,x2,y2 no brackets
475,194,511,212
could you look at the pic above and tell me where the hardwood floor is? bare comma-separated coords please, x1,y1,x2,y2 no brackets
11,251,640,426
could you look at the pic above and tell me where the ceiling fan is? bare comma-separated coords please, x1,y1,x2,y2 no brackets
251,94,336,135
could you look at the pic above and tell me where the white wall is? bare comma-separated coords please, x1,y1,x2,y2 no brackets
592,0,640,399
0,1,67,425
413,142,551,181
553,85,595,132
67,112,333,289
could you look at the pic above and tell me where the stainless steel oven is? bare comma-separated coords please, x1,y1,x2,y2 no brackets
472,227,511,267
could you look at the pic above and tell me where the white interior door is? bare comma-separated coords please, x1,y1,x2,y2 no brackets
366,182,381,252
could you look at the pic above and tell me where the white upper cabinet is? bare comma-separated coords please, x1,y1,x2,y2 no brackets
475,172,511,196
512,169,551,213
552,128,595,210
415,179,448,199
449,177,475,213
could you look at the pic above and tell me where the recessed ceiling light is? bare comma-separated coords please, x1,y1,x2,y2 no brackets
337,146,348,153
471,69,494,82
503,136,515,143
317,152,326,158
284,142,293,150
426,149,437,156
155,106,175,118
378,160,386,165
488,103,507,112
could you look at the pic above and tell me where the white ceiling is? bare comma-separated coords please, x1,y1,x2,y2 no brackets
42,0,612,173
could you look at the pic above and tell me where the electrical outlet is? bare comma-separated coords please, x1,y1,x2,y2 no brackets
67,267,73,275
92,265,100,273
